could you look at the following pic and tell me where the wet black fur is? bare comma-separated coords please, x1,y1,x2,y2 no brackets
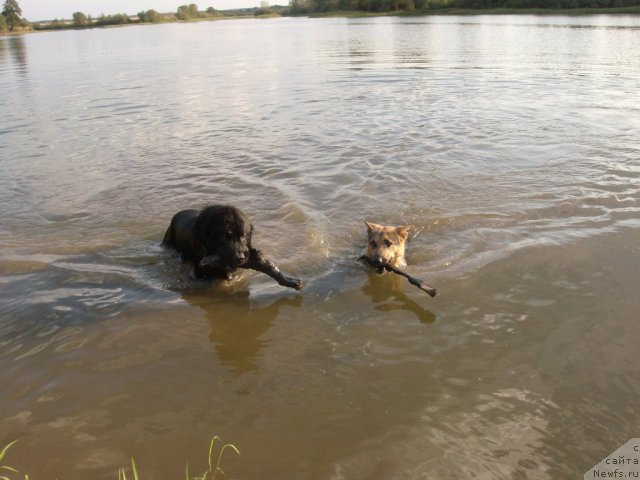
162,205,253,279
162,205,303,289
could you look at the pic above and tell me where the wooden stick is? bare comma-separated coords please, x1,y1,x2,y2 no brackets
242,248,304,290
359,255,436,297
198,251,303,290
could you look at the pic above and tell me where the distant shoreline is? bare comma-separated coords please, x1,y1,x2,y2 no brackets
305,6,640,16
4,13,275,36
5,5,640,36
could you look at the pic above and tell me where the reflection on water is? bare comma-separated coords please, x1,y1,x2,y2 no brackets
8,36,27,71
0,35,27,73
1,15,640,480
184,290,303,376
361,271,436,324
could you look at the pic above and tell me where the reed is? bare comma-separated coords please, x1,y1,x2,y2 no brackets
0,437,239,480
0,440,20,480
117,436,240,480
117,458,139,480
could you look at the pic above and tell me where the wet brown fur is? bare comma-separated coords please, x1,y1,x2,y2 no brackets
365,221,414,269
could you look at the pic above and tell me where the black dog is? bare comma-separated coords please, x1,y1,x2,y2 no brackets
162,205,303,290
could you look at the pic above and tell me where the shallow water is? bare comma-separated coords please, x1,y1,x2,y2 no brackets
1,15,639,479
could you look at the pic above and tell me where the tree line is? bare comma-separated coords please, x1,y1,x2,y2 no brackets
31,3,287,31
3,0,639,35
289,0,640,13
33,4,223,31
3,1,281,34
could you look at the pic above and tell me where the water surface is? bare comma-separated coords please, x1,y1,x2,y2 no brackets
1,15,639,479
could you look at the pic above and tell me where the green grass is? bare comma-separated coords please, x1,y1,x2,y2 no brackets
0,440,20,480
0,436,240,480
117,436,240,480
118,458,140,480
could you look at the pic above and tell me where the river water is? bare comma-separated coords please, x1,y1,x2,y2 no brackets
1,14,639,479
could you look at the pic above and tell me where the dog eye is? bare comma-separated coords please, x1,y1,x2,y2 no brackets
383,239,393,247
370,240,377,248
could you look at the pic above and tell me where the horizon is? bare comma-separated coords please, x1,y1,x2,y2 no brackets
20,0,264,22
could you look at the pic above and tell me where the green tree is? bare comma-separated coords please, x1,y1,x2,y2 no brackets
96,13,130,26
289,0,314,13
256,0,276,14
2,0,22,31
177,3,200,19
0,13,7,33
72,11,88,26
148,9,163,21
176,5,191,18
138,9,163,22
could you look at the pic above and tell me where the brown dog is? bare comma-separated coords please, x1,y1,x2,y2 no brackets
365,221,414,269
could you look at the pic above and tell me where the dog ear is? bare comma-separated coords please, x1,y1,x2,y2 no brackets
396,225,415,240
365,220,382,233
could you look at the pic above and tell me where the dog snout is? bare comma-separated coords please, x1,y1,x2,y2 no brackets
371,255,384,268
234,246,250,265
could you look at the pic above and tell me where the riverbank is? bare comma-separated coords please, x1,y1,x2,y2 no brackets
16,7,282,34
3,4,638,36
305,5,640,16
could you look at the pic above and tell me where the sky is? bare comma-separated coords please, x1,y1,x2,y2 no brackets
20,0,259,21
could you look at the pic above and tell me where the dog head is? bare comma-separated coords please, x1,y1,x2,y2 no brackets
195,205,253,269
365,221,414,270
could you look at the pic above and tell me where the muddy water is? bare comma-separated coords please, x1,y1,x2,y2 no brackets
1,15,639,479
